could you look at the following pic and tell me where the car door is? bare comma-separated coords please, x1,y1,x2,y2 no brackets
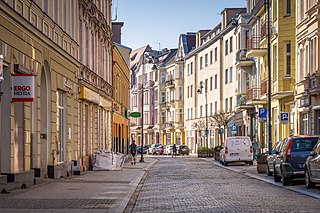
310,141,320,181
274,139,286,175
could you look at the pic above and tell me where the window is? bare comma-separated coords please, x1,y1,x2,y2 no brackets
215,47,218,61
200,57,203,69
273,0,278,20
57,91,65,162
200,106,203,118
179,87,182,100
190,85,193,97
187,86,190,98
225,69,228,84
191,108,193,119
205,79,208,90
210,103,213,115
161,72,166,83
187,64,190,76
179,65,183,77
230,37,233,53
230,97,233,111
225,98,228,111
205,54,208,67
229,67,233,83
210,51,213,64
161,92,165,102
187,109,190,120
225,40,228,55
215,74,218,89
301,113,309,135
210,77,213,91
215,101,217,113
285,0,291,15
285,42,291,76
191,62,193,74
43,23,49,36
273,44,278,80
54,0,58,22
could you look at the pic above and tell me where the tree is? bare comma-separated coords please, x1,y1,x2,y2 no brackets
209,110,233,145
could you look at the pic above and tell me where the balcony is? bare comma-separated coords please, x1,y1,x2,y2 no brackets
303,72,320,96
246,36,267,58
236,49,255,68
165,79,175,89
246,87,267,105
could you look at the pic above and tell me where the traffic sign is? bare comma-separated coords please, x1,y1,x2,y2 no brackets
231,125,237,131
258,107,267,122
280,112,289,124
130,112,141,117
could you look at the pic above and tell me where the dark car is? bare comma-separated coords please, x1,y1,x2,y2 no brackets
137,145,148,154
266,140,285,176
305,139,320,188
178,145,189,155
273,136,319,186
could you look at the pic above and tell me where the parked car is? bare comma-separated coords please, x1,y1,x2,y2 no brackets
155,145,165,155
220,136,253,166
266,140,285,176
137,145,149,154
304,139,320,188
178,145,189,155
165,145,174,155
273,136,319,186
148,144,161,155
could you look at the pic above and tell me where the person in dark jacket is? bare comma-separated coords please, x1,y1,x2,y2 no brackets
172,144,177,157
129,140,137,165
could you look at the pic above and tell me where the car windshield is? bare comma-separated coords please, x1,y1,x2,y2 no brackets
292,138,318,152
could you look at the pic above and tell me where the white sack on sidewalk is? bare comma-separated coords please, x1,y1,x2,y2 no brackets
93,151,113,171
112,153,125,171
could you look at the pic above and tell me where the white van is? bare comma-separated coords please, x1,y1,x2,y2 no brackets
220,136,253,166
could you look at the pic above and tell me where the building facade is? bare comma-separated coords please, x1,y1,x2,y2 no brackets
0,0,80,185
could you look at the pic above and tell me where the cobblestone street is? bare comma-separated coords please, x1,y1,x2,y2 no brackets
132,156,320,213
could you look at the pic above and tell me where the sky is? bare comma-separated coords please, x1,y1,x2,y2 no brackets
113,0,247,51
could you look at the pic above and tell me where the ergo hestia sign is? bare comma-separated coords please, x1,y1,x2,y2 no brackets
12,74,35,102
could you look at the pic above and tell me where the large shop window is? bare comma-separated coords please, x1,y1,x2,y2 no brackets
315,110,320,135
57,90,65,162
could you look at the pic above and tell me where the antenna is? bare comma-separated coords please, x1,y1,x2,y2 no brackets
156,43,161,51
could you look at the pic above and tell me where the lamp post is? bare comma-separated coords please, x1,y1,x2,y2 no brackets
197,81,208,157
266,0,272,153
139,52,153,162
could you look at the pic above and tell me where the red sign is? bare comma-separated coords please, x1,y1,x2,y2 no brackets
11,74,35,102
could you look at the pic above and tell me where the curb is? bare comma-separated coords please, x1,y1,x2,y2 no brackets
112,159,158,213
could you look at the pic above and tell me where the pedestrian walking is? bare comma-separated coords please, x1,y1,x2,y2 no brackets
129,140,137,165
252,138,258,161
172,144,177,157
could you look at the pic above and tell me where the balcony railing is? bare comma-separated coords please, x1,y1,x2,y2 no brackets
165,79,175,88
247,87,261,101
247,36,261,50
260,80,268,96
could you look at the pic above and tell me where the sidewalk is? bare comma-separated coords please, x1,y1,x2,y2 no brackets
0,156,157,213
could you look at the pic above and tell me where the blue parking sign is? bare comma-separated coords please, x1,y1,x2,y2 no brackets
280,112,289,124
231,125,237,131
258,108,267,118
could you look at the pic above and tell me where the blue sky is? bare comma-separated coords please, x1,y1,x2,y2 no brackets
114,0,246,50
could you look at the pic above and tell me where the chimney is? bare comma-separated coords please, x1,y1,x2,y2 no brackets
112,22,124,44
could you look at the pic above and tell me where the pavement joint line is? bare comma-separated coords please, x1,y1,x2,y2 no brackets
200,158,320,200
111,159,158,213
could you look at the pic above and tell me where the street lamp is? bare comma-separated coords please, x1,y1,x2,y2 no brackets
266,0,272,153
138,52,153,162
197,81,208,157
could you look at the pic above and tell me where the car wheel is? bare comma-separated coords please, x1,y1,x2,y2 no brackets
281,170,290,186
305,168,316,189
266,165,272,176
274,167,281,182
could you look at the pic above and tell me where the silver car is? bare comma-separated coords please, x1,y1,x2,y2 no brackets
266,141,284,176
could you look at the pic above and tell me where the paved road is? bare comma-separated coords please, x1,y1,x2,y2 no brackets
132,156,320,213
